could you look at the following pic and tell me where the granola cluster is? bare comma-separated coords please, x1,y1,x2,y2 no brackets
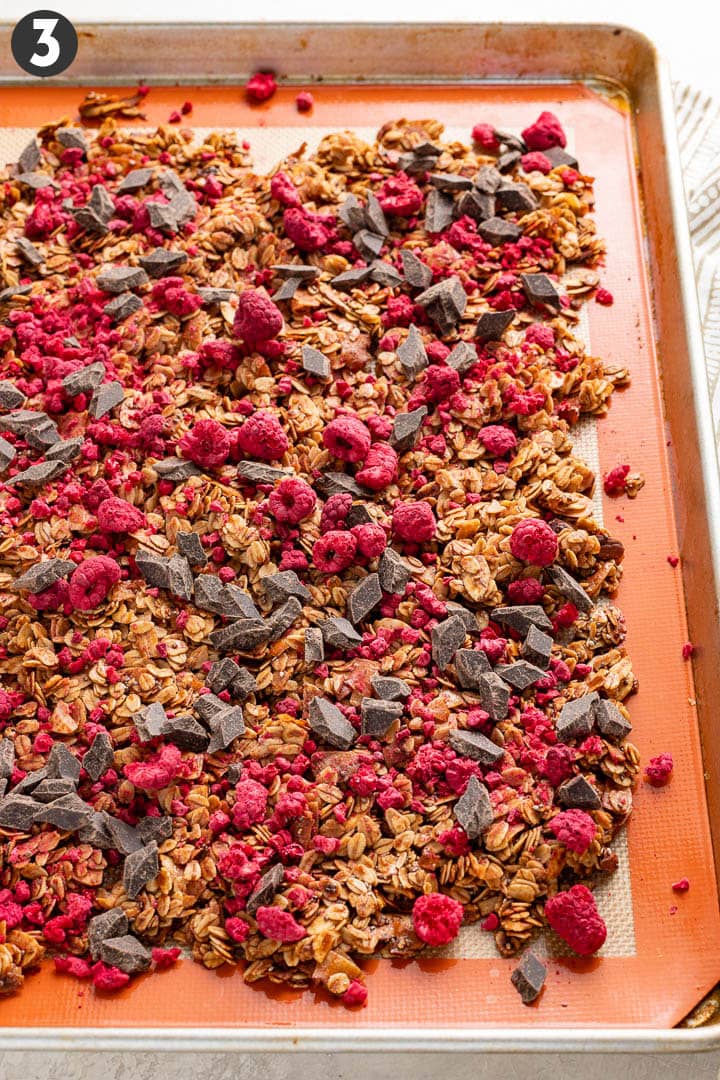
0,101,639,1005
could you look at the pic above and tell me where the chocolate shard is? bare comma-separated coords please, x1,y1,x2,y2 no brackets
246,863,285,915
0,436,15,472
159,170,197,226
346,502,373,528
263,570,311,604
89,380,125,419
415,276,467,334
162,714,209,753
401,249,433,290
266,596,302,642
123,842,159,899
193,693,227,724
197,287,234,305
428,172,474,192
15,237,43,268
154,456,201,481
18,139,41,173
496,149,522,173
496,660,546,691
496,182,538,213
491,605,553,635
495,130,527,153
446,602,480,635
17,172,57,192
220,583,260,620
192,574,227,614
308,697,356,750
176,530,207,567
117,167,155,194
432,615,468,671
378,548,410,594
477,217,522,245
446,340,478,376
62,361,107,396
14,558,75,594
0,381,26,409
25,417,60,451
369,260,404,288
304,627,325,663
371,675,411,701
0,794,38,831
476,671,512,721
99,934,152,974
139,248,188,276
544,146,579,170
133,702,168,743
454,774,493,838
34,793,93,831
207,705,246,753
0,408,50,434
88,908,129,959
272,263,319,281
6,460,67,488
166,554,194,601
32,778,77,803
449,729,504,766
339,193,367,232
456,189,495,223
274,277,301,302
209,619,270,653
83,732,115,782
78,811,114,849
397,324,428,379
476,309,515,344
354,229,384,261
301,344,331,380
206,657,239,693
0,739,15,780
230,667,257,700
521,623,553,669
365,192,389,237
103,292,143,324
316,471,365,498
593,698,632,743
558,774,601,809
134,550,171,589
45,437,84,464
511,951,547,1004
391,405,428,452
454,648,491,689
361,697,403,737
474,166,503,194
237,461,291,486
555,693,599,744
320,617,363,649
424,188,455,233
520,273,561,310
106,816,144,855
137,816,173,844
12,767,47,795
96,265,149,294
331,266,373,290
46,743,81,782
546,566,593,613
347,573,382,625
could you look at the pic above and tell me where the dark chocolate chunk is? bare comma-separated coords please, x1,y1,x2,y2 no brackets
0,285,32,304
139,248,188,277
522,623,553,669
89,379,125,419
25,417,60,451
593,699,632,743
45,437,84,463
123,841,159,898
308,697,355,749
446,340,477,375
154,456,201,481
103,292,143,323
456,189,495,223
134,550,171,589
230,667,257,701
63,335,81,348
353,229,384,261
476,672,512,721
432,614,467,671
546,566,593,613
454,648,491,689
304,627,325,663
133,702,168,743
474,165,503,194
331,266,373,290
32,778,77,803
274,277,301,302
301,344,331,380
12,767,47,795
266,597,302,642
197,287,234,305
496,150,522,173
558,775,601,809
176,530,207,567
496,182,538,213
15,237,43,268
0,794,38,831
6,460,67,488
246,863,286,915
18,139,40,173
520,273,561,310
263,571,311,604
206,657,242,694
346,502,373,528
446,602,480,635
369,260,403,288
166,554,194,601
0,408,49,434
117,167,155,194
391,405,428,452
428,172,474,192
209,618,270,653
237,461,291,486
56,127,87,152
47,742,81,782
192,574,227,614
320,617,363,649
87,184,115,224
272,263,319,281
347,573,382,625
99,934,152,974
476,309,515,344
424,188,455,233
0,739,15,781
543,146,579,170
62,361,106,397
88,909,129,959
0,382,25,409
78,811,114,849
0,436,15,472
158,170,197,226
495,130,527,153
401,249,433,290
511,951,547,1004
137,816,173,844
397,324,428,379
555,693,599,744
316,472,365,498
34,793,92,831
361,697,403,737
415,276,467,334
106,816,143,855
491,605,553,635
83,732,114,782
454,774,493,838
17,172,57,191
193,693,227,724
477,217,522,245
96,265,149,294
207,706,246,753
496,660,546,691
339,193,366,231
365,192,389,237
449,729,504,766
14,558,74,594
378,548,410,594
162,714,209,753
370,675,411,701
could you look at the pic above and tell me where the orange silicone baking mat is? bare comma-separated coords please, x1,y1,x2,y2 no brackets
0,80,718,1030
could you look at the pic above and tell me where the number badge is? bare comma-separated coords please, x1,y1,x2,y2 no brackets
11,10,78,78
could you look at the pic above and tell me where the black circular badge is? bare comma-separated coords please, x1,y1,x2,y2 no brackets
11,11,78,78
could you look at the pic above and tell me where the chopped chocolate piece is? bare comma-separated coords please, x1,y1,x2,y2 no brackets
331,266,373,290
391,405,428,452
237,461,291,485
522,624,553,669
371,675,411,701
226,764,243,785
207,706,246,752
308,697,356,750
263,570,311,604
96,265,149,294
99,934,152,974
45,437,84,463
365,192,389,237
0,408,49,434
272,263,319,281
446,602,480,635
46,743,81,782
428,172,474,192
397,324,428,379
401,249,433,290
496,149,522,172
192,574,228,615
446,340,478,375
123,842,159,899
106,816,143,855
496,182,538,213
14,558,75,594
166,554,194,601
137,816,173,844
520,273,561,310
454,774,493,838
304,627,325,664
474,165,503,193
0,739,14,780
0,436,15,472
424,189,455,233
477,217,522,245
339,194,367,232
223,584,261,620
34,793,92,831
134,550,171,589
154,456,201,481
274,277,301,301
133,702,168,743
17,172,57,191
496,660,545,691
346,502,373,528
63,335,81,348
316,472,365,498
162,714,209,753
491,605,553,635
247,864,285,915
476,672,512,721
431,614,467,671
301,344,331,380
558,775,602,809
347,573,382,625
593,698,632,743
197,286,234,304
449,729,504,766
378,548,410,594
89,379,125,419
354,229,384,261
476,309,515,344
25,417,60,450
320,617,363,649
0,285,32,304
32,778,77,803
103,292,143,323
266,596,302,642
18,139,40,173
360,697,403,738
555,693,599,744
546,566,593,613
56,127,88,152
0,794,38,831
209,618,270,653
0,382,25,409
544,146,579,170
457,189,495,223
12,767,47,795
229,667,257,701
176,530,207,567
15,237,43,268
83,732,114,782
117,167,155,194
88,908,129,960
62,361,107,396
206,657,241,694
454,648,491,689
6,460,67,488
159,170,197,225
495,130,527,153
369,260,403,288
139,248,188,276
415,276,467,334
193,693,226,724
78,811,114,849
511,951,547,1004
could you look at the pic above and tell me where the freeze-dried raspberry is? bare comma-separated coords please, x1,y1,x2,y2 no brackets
351,522,387,559
256,906,306,943
322,415,371,463
672,878,690,892
595,288,614,306
521,151,553,174
355,442,398,491
538,744,575,785
270,171,301,208
549,809,596,854
682,642,695,660
96,497,146,533
68,556,121,611
232,778,268,828
296,91,314,112
471,123,499,150
479,424,517,457
554,602,578,628
320,493,352,533
246,72,277,103
92,962,131,991
283,207,333,252
510,519,558,566
545,884,606,955
55,955,93,979
218,846,256,881
525,323,555,349
507,578,544,604
645,753,673,786
377,172,424,217
422,365,460,404
279,549,309,572
125,744,183,790
343,979,368,1006
412,892,464,946
29,579,70,611
179,418,231,468
269,477,317,524
313,530,357,574
237,411,289,460
382,295,415,328
521,111,567,151
151,277,202,317
225,917,250,943
152,947,181,969
233,289,284,344
392,501,436,543
603,464,630,496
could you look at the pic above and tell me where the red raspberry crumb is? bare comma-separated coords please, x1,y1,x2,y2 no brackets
68,556,121,611
152,947,181,969
545,884,606,955
525,323,555,349
595,288,614,306
124,744,183,791
283,207,333,252
645,753,673,787
225,917,250,943
55,955,93,978
521,111,567,151
392,501,436,543
382,295,415,328
355,441,398,490
343,979,368,1006
246,72,277,103
270,171,301,208
521,151,552,174
377,172,424,217
181,101,193,115
168,111,181,124
296,91,314,112
313,531,357,574
479,424,517,458
179,418,231,468
672,878,690,893
255,906,306,943
96,497,146,533
92,962,130,992
603,464,630,496
667,555,679,568
412,892,464,947
554,602,578,628
320,493,352,533
269,477,317,524
237,411,289,461
548,809,596,854
422,365,461,403
233,289,284,344
471,123,499,150
507,578,544,605
351,522,387,559
232,778,268,829
510,519,558,566
322,415,371,463
682,642,695,660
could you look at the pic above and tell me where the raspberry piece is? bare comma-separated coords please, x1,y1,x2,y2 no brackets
237,411,289,461
595,288,614,306
382,295,415,328
91,961,131,991
124,744,183,790
479,424,517,458
422,365,460,404
320,493,352,533
412,892,464,946
521,151,553,174
270,171,301,208
471,123,499,150
280,549,308,572
313,530,357,574
525,323,555,349
55,955,93,978
255,906,306,943
521,111,567,151
510,519,558,566
269,477,317,524
29,579,70,611
545,884,606,955
645,753,673,786
351,522,387,559
232,778,268,829
151,277,202,318
296,91,314,113
672,878,690,892
152,947,181,969
603,464,630,496
538,744,576,785
179,418,231,468
323,415,371,463
342,979,368,1006
233,289,284,344
96,497,146,533
392,501,436,543
283,207,333,252
246,72,277,103
682,642,695,660
377,172,424,217
507,578,544,604
355,442,398,491
548,809,596,854
225,917,250,943
68,556,121,611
